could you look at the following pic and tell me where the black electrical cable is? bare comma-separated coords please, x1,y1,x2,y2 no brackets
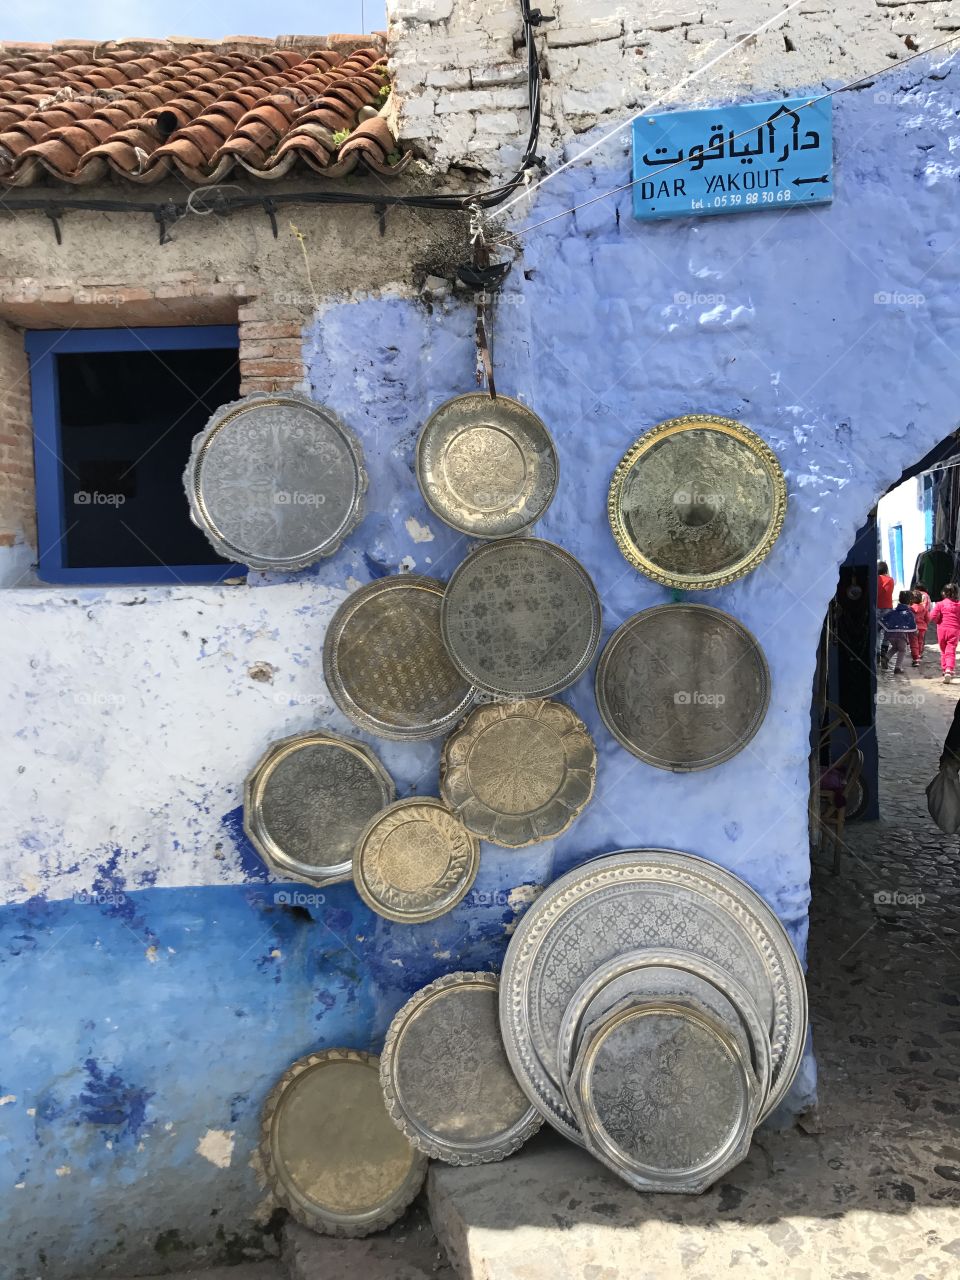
0,1,550,236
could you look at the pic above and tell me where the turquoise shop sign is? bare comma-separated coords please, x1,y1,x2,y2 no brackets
632,96,833,221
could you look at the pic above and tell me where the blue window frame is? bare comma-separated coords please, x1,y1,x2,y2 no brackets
26,325,245,585
887,524,904,587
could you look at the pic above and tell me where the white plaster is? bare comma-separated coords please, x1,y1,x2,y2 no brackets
405,517,436,542
55,1166,71,1177
0,1095,15,1105
196,1129,235,1169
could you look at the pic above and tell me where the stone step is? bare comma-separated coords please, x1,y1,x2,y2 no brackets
111,1265,284,1280
283,1205,455,1279
426,1126,960,1279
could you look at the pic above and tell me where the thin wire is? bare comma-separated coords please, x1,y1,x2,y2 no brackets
492,0,804,220
509,32,960,238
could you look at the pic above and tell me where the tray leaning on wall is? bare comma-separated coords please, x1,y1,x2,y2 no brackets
608,414,787,590
185,392,367,570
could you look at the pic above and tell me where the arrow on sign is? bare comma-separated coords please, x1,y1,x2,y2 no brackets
793,175,829,186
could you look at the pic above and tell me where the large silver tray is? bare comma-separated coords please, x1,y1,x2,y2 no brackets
416,393,558,538
323,575,477,741
260,1048,427,1237
439,699,596,848
184,392,366,570
555,947,772,1120
498,849,807,1142
380,972,542,1165
595,604,770,771
567,1000,759,1193
243,731,394,887
440,538,602,699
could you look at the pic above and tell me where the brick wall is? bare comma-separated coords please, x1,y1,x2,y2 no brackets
0,277,309,556
0,320,35,550
388,0,960,180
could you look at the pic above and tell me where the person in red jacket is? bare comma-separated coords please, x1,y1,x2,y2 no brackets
877,560,895,667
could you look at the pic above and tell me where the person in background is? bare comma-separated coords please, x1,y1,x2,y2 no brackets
879,590,918,675
910,588,931,668
929,583,960,683
877,560,895,667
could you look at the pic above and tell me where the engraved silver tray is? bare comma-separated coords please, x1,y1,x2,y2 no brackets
380,972,543,1165
243,731,395,888
498,849,807,1143
555,948,772,1120
595,604,771,771
184,392,366,570
567,1000,760,1193
324,575,477,741
416,394,558,538
439,699,596,848
260,1048,427,1237
441,538,602,698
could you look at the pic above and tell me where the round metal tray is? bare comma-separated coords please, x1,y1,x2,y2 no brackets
498,849,807,1142
439,699,596,848
243,731,395,888
353,798,480,923
595,604,771,771
555,947,772,1120
416,393,558,538
260,1048,427,1237
440,538,602,699
323,575,477,741
380,972,543,1164
184,392,366,570
608,414,787,590
567,1001,759,1193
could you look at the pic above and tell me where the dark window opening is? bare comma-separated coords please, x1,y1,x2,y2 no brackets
27,325,243,585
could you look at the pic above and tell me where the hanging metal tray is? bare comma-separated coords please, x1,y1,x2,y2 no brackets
380,972,543,1165
567,1000,760,1193
555,948,772,1120
498,849,807,1143
323,575,477,741
440,699,596,848
595,603,771,771
353,798,480,923
441,538,602,699
608,414,787,589
260,1048,427,1237
243,731,395,888
416,393,558,538
184,392,367,570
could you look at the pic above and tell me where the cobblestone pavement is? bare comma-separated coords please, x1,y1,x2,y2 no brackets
804,645,960,1223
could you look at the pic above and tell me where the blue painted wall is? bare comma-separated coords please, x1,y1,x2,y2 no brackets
2,57,959,1278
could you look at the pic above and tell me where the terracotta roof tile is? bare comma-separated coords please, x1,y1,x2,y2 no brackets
0,35,404,186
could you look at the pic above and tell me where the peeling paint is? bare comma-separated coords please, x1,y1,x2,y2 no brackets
196,1129,235,1169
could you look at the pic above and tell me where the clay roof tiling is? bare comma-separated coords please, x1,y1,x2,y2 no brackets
0,36,408,186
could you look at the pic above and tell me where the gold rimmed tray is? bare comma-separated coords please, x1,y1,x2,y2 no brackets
608,414,786,589
260,1049,427,1237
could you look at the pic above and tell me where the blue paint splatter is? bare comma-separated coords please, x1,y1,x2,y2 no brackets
220,807,270,881
362,552,389,579
79,1059,154,1143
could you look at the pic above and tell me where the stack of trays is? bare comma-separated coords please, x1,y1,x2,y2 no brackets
498,849,807,1193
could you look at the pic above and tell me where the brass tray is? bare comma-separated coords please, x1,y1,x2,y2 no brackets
416,393,558,538
439,699,596,848
323,575,477,741
184,392,366,570
555,947,773,1121
243,731,395,888
595,604,770,771
498,849,807,1143
260,1048,427,1237
353,798,480,923
380,972,543,1164
567,1001,759,1193
440,539,602,699
608,414,786,589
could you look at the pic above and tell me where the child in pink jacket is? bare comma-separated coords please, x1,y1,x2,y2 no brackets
929,583,960,682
